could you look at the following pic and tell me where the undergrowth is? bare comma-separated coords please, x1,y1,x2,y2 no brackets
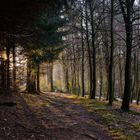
68,96,140,140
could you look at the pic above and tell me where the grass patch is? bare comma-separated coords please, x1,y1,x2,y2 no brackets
69,96,140,140
127,110,140,115
22,94,50,107
132,123,140,132
40,102,50,107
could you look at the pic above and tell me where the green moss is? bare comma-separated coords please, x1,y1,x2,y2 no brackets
40,102,50,107
132,123,140,131
69,96,139,140
22,94,50,107
128,110,140,115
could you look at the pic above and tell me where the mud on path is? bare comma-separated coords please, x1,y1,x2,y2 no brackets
0,92,116,140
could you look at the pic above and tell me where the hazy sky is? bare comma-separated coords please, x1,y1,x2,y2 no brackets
135,0,139,5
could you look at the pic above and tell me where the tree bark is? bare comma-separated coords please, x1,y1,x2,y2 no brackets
37,64,40,93
81,10,85,97
50,63,54,92
26,59,37,94
108,0,114,105
6,40,10,93
89,0,96,99
119,0,134,111
85,0,93,98
12,39,16,90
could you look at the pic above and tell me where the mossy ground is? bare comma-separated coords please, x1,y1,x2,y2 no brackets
0,93,139,140
67,95,140,140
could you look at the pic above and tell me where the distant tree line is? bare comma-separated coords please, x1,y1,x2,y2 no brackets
0,0,139,111
60,0,140,111
0,1,67,93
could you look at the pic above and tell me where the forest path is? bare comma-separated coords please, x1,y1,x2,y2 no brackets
0,92,113,140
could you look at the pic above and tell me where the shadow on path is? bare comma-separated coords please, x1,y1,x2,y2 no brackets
0,92,113,140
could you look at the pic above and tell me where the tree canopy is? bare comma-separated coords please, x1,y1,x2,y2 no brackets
0,0,68,33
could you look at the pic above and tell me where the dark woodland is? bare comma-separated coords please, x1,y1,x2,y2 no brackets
0,0,139,139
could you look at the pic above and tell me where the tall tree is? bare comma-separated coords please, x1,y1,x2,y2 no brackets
108,0,114,105
80,8,85,97
119,0,135,110
88,0,96,99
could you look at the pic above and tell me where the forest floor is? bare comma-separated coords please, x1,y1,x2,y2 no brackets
0,92,140,140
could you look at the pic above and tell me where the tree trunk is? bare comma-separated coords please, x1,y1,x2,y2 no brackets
26,59,37,94
81,11,85,97
99,64,103,100
37,64,40,93
108,0,114,105
119,45,123,98
6,42,10,94
119,0,133,111
65,67,69,93
136,89,140,105
121,32,132,110
85,0,93,98
121,23,133,110
50,63,54,92
12,40,16,90
89,0,96,99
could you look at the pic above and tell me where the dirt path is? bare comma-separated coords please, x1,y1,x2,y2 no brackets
0,92,114,140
